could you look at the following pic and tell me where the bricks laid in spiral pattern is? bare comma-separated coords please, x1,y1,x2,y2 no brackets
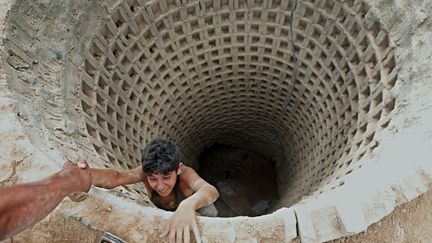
80,0,398,206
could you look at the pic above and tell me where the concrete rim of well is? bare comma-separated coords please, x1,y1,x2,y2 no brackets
0,0,431,242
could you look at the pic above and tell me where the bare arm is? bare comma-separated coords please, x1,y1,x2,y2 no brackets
90,165,144,189
180,167,219,210
0,162,91,240
161,166,219,243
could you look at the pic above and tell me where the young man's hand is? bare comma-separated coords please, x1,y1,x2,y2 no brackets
160,202,201,243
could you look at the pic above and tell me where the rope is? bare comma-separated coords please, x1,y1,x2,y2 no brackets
282,0,299,113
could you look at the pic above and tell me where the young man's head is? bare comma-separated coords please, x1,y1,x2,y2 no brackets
141,138,183,197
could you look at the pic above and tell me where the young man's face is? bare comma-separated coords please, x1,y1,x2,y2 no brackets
147,167,181,197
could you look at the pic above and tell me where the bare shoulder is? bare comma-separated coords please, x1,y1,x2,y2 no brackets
179,165,208,191
179,165,199,180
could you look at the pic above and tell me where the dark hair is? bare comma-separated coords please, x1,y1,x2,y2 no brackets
141,138,180,174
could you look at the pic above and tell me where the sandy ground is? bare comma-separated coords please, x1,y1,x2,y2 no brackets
330,186,432,243
1,185,429,242
6,211,101,242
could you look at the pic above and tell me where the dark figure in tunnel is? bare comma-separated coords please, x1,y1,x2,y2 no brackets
83,138,219,243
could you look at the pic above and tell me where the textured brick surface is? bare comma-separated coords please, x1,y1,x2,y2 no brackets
8,0,432,242
80,0,397,206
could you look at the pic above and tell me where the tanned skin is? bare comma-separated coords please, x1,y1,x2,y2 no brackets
81,161,219,243
0,161,92,240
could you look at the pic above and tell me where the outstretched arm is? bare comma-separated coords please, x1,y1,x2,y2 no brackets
179,169,219,211
161,166,219,243
0,161,92,240
67,162,146,202
89,164,144,189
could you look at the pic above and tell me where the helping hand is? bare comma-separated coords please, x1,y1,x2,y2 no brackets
160,202,201,243
62,160,92,201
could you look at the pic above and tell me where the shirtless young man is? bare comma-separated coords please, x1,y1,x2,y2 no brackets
85,138,219,243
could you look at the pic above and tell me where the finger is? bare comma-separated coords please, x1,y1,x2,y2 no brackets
83,160,90,167
63,160,71,168
78,160,89,168
68,193,77,201
70,196,82,202
169,230,176,243
176,228,182,243
160,222,170,238
77,193,89,202
183,226,190,243
78,162,87,168
68,192,84,201
192,221,201,243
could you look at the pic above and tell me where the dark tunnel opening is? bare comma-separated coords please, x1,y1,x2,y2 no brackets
198,143,279,217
